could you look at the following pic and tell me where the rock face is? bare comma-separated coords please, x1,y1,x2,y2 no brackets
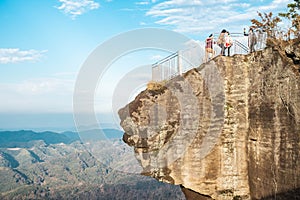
118,39,300,199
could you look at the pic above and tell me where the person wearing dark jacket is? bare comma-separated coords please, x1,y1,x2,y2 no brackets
244,28,257,53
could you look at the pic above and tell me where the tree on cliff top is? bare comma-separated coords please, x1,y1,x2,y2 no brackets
250,12,282,39
279,0,300,38
251,0,300,41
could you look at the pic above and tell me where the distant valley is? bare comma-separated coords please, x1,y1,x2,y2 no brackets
0,130,184,199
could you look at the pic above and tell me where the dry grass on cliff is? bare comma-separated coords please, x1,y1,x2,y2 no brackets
147,81,166,91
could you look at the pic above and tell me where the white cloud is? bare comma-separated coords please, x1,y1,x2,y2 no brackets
0,77,74,113
248,0,289,12
135,0,159,6
136,1,150,5
151,54,164,60
16,78,74,95
57,0,100,19
146,0,289,35
0,48,47,64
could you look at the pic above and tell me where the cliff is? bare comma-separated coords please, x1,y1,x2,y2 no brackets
118,39,300,200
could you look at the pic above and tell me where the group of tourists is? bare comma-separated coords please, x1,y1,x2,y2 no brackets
205,28,258,62
217,29,233,56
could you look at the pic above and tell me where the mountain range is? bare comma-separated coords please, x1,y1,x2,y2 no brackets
0,129,125,148
0,129,184,199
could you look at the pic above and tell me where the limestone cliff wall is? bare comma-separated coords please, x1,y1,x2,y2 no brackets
118,40,300,199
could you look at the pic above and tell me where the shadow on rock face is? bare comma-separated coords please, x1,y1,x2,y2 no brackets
180,185,212,200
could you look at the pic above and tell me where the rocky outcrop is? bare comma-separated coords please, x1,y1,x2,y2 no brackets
285,39,300,65
118,40,300,199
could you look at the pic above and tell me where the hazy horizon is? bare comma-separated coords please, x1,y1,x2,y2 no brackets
0,113,119,132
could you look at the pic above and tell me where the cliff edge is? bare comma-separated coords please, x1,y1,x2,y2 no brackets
118,39,300,200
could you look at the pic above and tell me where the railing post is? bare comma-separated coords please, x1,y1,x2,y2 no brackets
177,50,182,75
160,64,163,81
152,65,155,81
234,40,237,55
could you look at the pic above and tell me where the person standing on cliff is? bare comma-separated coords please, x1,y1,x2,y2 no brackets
244,28,257,53
224,31,233,56
205,33,215,61
217,29,226,56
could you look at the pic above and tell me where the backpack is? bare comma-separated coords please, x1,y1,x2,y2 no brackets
225,35,233,47
217,33,225,45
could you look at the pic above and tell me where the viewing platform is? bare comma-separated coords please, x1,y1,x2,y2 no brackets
152,32,267,81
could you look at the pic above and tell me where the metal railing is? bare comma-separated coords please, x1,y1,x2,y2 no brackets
151,52,179,81
234,39,249,54
152,32,267,81
152,45,204,81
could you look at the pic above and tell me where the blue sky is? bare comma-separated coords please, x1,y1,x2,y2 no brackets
0,0,291,130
